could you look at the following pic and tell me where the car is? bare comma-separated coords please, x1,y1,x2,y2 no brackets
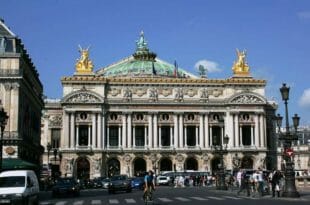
131,177,144,190
52,177,80,197
92,178,103,188
101,178,110,189
0,170,40,205
156,176,169,185
108,175,132,194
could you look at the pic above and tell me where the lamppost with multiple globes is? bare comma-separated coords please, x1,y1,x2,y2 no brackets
275,83,300,198
0,107,8,172
212,134,229,190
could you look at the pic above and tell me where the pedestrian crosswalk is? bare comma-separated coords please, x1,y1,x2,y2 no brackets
40,195,268,205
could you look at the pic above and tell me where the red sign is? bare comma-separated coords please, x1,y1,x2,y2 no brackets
285,148,294,157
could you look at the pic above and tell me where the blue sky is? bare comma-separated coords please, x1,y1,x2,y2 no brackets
1,0,310,125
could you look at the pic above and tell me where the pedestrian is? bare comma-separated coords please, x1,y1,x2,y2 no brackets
271,170,282,197
237,171,250,196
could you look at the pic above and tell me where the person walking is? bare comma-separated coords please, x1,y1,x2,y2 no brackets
271,170,282,197
237,171,250,196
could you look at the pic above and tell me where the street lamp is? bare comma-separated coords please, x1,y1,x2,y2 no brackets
212,134,229,190
0,107,9,172
52,148,62,180
275,83,300,198
46,142,52,167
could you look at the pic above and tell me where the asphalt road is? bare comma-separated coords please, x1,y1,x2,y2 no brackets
39,186,310,205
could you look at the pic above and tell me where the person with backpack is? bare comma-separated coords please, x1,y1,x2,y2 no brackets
143,170,155,201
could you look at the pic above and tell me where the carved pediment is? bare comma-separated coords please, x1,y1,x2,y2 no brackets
230,93,265,104
63,91,104,104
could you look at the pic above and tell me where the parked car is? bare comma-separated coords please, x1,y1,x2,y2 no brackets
101,178,110,189
92,178,103,188
156,176,169,185
131,177,144,190
0,170,40,205
52,177,80,197
108,175,132,194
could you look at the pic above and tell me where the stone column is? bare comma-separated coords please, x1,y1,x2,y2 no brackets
221,126,224,146
107,127,110,147
174,114,178,148
199,114,204,148
234,114,239,147
133,126,136,147
63,112,69,148
148,114,153,148
127,114,132,148
184,126,187,147
254,114,259,147
97,113,102,149
209,126,213,146
70,113,75,148
159,126,162,147
122,115,127,148
195,126,199,147
153,114,158,148
92,113,96,148
260,114,265,148
76,125,79,147
179,114,183,148
102,114,106,149
170,127,173,147
239,126,243,146
144,126,148,147
251,125,254,146
204,114,209,148
88,125,91,146
118,126,122,147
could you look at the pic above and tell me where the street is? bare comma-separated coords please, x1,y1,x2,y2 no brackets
39,186,310,205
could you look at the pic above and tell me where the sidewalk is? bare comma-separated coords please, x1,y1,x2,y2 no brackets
206,186,310,200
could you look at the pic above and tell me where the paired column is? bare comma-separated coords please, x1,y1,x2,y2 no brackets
204,114,209,148
70,113,75,148
92,113,96,148
63,112,69,148
174,115,179,148
148,114,153,148
127,114,132,148
199,115,204,147
234,114,239,147
153,114,158,148
179,114,184,148
122,115,127,148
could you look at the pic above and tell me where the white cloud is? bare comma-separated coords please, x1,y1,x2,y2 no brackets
297,11,310,20
194,59,222,73
299,88,310,108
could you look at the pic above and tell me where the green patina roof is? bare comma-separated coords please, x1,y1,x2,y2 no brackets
96,32,197,79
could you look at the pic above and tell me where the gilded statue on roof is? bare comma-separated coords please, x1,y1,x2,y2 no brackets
75,45,94,74
232,49,250,76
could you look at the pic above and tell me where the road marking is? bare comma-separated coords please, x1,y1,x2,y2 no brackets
158,197,173,202
55,202,67,205
109,199,119,204
175,197,191,201
190,196,209,201
73,201,84,205
91,199,101,204
223,196,242,200
207,196,225,200
125,199,136,203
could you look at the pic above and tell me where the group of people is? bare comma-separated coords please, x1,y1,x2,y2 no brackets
236,168,283,198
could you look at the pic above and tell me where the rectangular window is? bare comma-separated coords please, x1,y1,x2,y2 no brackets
51,128,60,148
135,126,145,146
109,126,119,146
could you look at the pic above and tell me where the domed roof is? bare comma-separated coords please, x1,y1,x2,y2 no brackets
96,32,197,79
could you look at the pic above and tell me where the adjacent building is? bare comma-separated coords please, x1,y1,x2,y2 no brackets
0,20,44,170
41,32,277,179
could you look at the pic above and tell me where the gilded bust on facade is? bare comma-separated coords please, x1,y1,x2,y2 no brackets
75,45,94,74
232,49,250,76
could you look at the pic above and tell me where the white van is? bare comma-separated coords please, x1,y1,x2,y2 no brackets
0,170,39,205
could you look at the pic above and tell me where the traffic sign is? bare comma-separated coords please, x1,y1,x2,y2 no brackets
285,148,294,157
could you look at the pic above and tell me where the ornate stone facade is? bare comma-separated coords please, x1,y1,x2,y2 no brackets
0,20,44,167
41,33,277,179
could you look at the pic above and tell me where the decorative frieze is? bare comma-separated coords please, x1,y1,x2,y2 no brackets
48,115,62,127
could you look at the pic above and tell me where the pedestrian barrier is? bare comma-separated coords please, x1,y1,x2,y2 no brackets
296,176,310,188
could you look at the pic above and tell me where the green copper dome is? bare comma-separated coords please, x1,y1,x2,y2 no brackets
96,32,197,78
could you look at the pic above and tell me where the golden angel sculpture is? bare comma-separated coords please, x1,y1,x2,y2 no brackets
75,45,94,74
232,49,250,76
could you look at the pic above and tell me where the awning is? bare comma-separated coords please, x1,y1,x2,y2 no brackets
2,158,38,170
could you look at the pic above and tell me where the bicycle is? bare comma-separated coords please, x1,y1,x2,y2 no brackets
143,186,154,205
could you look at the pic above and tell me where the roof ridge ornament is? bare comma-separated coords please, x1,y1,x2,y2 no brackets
232,49,251,78
136,30,148,51
75,45,94,75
